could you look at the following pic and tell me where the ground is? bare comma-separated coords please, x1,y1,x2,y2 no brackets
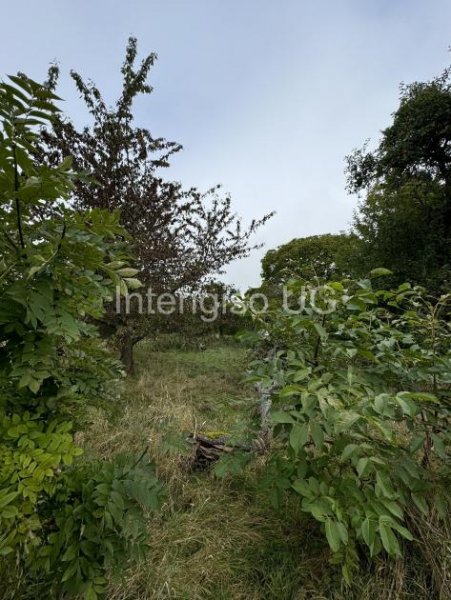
81,340,449,600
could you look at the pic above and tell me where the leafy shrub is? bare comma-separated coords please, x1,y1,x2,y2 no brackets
0,75,163,597
35,454,163,598
246,274,451,580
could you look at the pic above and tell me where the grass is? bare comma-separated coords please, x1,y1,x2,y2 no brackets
81,340,450,600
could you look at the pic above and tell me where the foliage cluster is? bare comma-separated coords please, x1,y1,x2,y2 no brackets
0,75,162,598
347,68,451,292
246,272,451,580
260,233,361,285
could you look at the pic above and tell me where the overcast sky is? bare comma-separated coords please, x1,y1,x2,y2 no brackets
2,1,451,289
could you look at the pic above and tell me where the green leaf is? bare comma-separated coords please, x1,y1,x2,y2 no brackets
412,493,429,516
124,278,142,290
62,454,74,466
110,490,125,510
361,517,376,547
116,267,140,277
369,268,393,278
356,457,369,477
85,583,98,600
409,434,424,454
382,500,403,520
376,471,394,498
379,520,401,556
374,394,387,414
396,393,418,416
28,378,41,394
404,392,437,403
434,494,448,519
307,499,330,521
313,323,327,339
279,384,302,397
336,521,348,544
292,479,311,498
310,422,324,448
289,423,309,452
390,522,414,541
432,434,447,459
341,444,359,461
0,491,18,509
342,563,352,585
271,411,295,424
62,544,78,562
325,520,341,552
106,260,127,269
293,368,310,382
61,560,78,582
1,505,18,518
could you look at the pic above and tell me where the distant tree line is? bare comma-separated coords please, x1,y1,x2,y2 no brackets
259,65,451,294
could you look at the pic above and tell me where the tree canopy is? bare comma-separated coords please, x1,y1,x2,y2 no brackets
39,38,272,370
347,66,451,292
261,233,360,285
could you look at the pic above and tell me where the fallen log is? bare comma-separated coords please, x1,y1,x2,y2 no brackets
185,380,277,471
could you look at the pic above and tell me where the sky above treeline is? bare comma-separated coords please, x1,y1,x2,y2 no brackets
2,1,451,290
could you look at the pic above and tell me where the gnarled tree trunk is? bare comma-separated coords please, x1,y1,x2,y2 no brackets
119,329,145,375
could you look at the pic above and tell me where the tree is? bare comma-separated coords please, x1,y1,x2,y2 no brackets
353,180,449,289
135,281,251,347
39,38,272,372
347,64,451,292
261,233,361,285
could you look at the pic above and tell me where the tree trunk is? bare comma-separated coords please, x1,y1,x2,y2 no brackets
120,331,136,375
119,329,146,375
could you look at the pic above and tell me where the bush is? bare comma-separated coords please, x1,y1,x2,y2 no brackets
246,273,451,581
0,75,162,598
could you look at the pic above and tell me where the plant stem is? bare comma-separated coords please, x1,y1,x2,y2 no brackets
313,315,326,367
13,144,25,249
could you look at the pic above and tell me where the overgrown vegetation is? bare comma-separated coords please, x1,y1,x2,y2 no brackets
347,65,451,293
245,273,451,593
0,76,162,599
1,36,451,600
49,342,451,599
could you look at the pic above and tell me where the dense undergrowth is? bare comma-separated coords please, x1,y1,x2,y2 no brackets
77,340,450,600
